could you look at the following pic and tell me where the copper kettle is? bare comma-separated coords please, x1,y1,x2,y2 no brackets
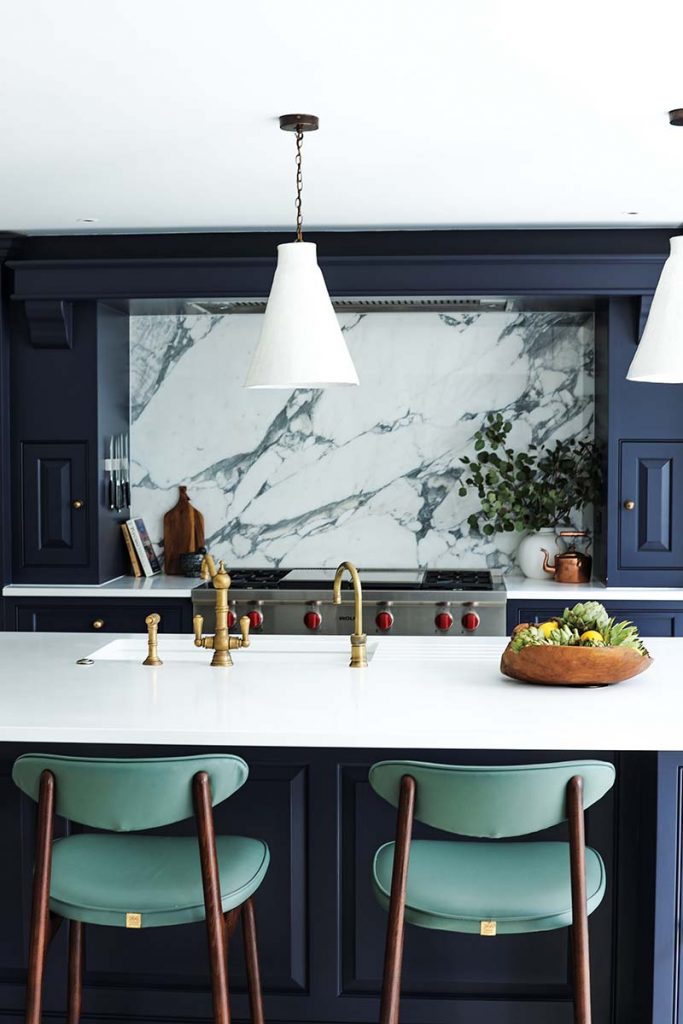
541,531,592,584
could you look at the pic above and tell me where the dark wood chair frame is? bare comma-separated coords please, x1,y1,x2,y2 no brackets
25,769,265,1024
378,773,593,1024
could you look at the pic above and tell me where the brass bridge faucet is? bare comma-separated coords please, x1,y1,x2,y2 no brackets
333,561,367,668
193,555,251,667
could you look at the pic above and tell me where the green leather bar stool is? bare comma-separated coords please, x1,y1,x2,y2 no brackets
12,753,269,1024
369,759,615,1024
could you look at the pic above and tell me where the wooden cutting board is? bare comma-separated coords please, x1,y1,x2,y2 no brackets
162,486,205,574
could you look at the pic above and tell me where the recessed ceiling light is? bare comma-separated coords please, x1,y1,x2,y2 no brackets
76,217,98,223
625,211,639,216
669,109,683,126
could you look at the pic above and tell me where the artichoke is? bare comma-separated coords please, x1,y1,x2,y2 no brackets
561,601,610,633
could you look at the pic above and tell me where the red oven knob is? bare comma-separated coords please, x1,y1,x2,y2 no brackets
461,611,480,632
248,609,264,630
227,609,236,628
304,610,322,631
376,610,394,632
435,611,454,632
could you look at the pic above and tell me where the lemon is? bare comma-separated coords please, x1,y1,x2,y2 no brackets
538,620,558,639
580,630,604,644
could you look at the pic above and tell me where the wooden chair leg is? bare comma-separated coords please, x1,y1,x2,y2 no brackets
67,921,84,1024
26,770,55,1024
194,772,231,1024
224,907,241,943
567,775,592,1024
379,775,416,1024
242,898,265,1024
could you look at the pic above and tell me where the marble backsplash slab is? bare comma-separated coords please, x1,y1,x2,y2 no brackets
130,310,594,570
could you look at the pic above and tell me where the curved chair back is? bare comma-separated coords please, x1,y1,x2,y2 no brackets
369,759,615,838
12,753,248,832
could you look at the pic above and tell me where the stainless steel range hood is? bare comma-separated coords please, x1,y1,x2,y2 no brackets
186,296,512,315
128,295,596,316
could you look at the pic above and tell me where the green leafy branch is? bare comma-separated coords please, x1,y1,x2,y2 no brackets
458,412,603,536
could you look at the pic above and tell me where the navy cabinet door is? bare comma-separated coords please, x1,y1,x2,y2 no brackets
8,599,190,633
506,601,683,637
620,441,683,572
20,442,89,568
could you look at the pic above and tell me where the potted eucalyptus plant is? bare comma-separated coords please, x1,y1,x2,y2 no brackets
459,412,603,578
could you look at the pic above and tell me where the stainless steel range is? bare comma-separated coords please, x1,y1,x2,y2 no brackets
192,568,506,637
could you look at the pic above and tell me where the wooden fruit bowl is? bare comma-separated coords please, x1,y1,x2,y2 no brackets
500,642,653,687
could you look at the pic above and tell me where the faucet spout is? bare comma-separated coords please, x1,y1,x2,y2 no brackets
200,553,218,581
333,561,367,668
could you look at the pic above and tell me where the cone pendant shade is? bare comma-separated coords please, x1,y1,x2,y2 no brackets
627,236,683,383
245,242,359,388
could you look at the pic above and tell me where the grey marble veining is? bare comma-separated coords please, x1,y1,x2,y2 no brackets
129,310,594,569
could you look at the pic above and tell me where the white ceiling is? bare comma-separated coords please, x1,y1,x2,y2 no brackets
2,0,683,234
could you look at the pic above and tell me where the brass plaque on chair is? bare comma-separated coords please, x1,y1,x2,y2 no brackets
480,919,497,936
126,913,142,929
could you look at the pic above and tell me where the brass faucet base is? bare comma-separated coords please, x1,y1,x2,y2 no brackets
210,649,234,668
350,633,368,669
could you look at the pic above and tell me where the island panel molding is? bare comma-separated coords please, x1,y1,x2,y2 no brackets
130,310,594,570
0,743,631,1024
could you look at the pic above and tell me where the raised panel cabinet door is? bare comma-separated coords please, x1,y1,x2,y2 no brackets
620,441,683,571
21,442,89,567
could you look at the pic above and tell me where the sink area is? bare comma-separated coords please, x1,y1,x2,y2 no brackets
88,635,379,665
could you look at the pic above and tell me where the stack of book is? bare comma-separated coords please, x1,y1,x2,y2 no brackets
121,518,161,577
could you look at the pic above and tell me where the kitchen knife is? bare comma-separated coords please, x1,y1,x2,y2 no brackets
108,436,115,509
123,433,131,507
114,434,121,511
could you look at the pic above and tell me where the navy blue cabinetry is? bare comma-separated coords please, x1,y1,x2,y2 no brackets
20,442,89,568
596,298,683,586
10,302,130,584
506,600,683,637
619,441,683,571
4,598,192,633
652,754,683,1024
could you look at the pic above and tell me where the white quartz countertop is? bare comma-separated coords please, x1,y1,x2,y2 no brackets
0,631,680,751
503,576,683,601
4,574,683,602
1,576,199,599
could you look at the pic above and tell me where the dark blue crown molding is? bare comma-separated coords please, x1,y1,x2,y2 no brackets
1,227,677,303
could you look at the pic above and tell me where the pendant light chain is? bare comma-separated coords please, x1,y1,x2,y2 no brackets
295,128,304,241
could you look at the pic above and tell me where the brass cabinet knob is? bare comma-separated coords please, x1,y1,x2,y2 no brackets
91,619,105,630
623,500,636,511
72,499,85,510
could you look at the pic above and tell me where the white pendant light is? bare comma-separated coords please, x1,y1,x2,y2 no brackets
627,235,683,383
627,108,683,383
245,114,359,389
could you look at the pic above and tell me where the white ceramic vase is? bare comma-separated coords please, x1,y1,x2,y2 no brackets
517,528,559,580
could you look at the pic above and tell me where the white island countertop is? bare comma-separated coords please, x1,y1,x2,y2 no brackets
0,631,681,751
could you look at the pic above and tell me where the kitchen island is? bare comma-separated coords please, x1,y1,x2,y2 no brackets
0,631,675,1024
0,631,679,749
